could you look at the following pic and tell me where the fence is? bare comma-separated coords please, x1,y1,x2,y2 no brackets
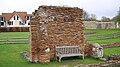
85,32,120,41
0,38,29,44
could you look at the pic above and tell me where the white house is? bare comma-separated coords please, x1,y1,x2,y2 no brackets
0,11,32,27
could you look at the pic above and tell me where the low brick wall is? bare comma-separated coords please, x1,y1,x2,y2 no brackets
74,54,120,67
101,42,120,48
83,21,116,29
106,54,120,61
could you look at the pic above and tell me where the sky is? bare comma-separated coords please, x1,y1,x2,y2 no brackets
0,0,120,19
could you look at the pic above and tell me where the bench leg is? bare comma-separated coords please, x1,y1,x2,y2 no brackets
59,57,62,62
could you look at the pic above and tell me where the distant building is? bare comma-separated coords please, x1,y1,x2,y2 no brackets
0,15,4,27
0,11,32,27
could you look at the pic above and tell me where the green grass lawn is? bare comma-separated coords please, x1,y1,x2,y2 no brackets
104,47,120,57
0,29,119,43
0,44,101,67
0,32,29,38
84,29,120,44
0,29,120,67
0,44,120,67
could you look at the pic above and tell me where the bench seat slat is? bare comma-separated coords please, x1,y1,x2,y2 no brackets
57,54,84,57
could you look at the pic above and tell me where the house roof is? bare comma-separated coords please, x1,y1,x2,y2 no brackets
15,12,27,21
0,15,3,17
2,11,30,21
2,13,14,21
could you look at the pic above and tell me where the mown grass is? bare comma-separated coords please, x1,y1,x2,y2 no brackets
84,29,120,44
0,29,120,44
0,32,29,38
104,47,120,57
0,44,120,67
0,44,101,67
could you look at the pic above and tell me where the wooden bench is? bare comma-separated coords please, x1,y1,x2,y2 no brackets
55,46,84,62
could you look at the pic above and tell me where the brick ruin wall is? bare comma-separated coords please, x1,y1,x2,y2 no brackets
30,6,92,63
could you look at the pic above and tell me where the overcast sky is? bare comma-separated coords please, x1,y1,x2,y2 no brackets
0,0,120,19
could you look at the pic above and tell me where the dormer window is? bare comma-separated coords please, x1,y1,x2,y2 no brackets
17,16,19,20
1,17,4,21
26,16,30,20
14,16,16,20
25,21,26,24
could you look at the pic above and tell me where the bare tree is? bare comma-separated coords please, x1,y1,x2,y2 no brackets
83,11,89,20
112,7,120,28
89,14,97,21
83,10,97,21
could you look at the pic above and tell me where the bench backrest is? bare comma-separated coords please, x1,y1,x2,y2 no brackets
56,46,82,55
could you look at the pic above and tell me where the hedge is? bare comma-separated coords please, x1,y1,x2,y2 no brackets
0,27,29,32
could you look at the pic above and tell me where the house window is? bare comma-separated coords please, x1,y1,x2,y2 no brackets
0,17,1,21
17,16,19,20
19,21,24,25
26,16,30,20
28,22,30,25
8,21,13,25
19,21,22,25
1,17,4,21
1,22,4,26
14,16,16,20
24,21,26,24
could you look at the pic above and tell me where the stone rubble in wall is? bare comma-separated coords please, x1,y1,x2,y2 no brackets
106,54,120,61
20,51,30,61
74,54,120,67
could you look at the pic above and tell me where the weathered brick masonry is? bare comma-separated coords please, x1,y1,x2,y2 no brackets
30,6,91,63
